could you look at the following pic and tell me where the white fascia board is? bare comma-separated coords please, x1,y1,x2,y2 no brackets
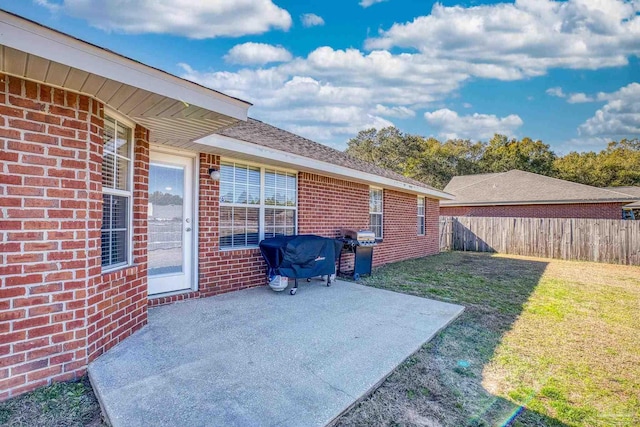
197,134,454,200
0,11,250,120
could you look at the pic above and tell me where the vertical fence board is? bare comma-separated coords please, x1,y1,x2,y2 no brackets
439,216,640,265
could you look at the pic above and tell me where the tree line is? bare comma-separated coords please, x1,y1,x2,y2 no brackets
149,191,183,206
345,128,640,190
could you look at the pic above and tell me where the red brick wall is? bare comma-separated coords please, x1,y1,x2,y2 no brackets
440,206,472,217
374,191,440,266
0,75,98,399
86,124,149,362
297,173,440,268
298,173,370,237
440,203,626,219
0,74,149,400
297,173,369,272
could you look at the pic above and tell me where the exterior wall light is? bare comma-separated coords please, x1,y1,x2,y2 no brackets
209,167,220,181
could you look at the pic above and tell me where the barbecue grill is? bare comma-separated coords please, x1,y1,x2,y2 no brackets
259,235,342,295
337,228,377,280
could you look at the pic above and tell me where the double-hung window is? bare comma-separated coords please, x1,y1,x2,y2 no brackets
101,115,133,270
369,187,383,240
417,197,426,235
219,161,297,250
219,162,261,249
264,169,297,238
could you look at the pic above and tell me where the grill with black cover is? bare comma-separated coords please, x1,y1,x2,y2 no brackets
259,235,342,295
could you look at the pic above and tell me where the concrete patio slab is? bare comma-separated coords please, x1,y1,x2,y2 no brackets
89,279,464,427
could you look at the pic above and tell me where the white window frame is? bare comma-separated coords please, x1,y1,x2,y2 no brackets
417,196,425,236
101,109,135,272
219,158,298,251
369,187,384,240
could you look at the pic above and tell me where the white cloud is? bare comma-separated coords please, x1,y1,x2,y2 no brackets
567,92,595,103
224,43,292,65
178,46,473,143
463,102,473,109
360,0,387,8
37,0,292,38
546,87,566,98
300,13,325,27
366,1,640,79
285,107,394,142
372,104,416,119
176,1,638,146
578,83,640,137
424,108,523,140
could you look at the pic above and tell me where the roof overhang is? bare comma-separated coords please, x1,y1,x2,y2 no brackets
0,10,251,144
442,199,636,207
624,202,640,209
187,133,454,200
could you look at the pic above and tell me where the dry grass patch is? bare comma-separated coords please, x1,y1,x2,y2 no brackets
0,376,105,427
335,252,640,427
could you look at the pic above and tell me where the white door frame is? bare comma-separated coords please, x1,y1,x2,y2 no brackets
147,146,199,296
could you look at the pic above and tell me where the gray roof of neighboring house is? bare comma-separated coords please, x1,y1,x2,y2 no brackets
216,118,446,194
442,170,638,206
605,186,640,198
608,187,640,208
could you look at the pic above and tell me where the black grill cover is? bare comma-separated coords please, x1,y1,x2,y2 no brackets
259,235,342,280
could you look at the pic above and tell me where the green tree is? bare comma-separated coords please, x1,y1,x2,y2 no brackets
345,128,639,190
553,151,602,186
479,134,556,175
346,127,485,189
554,139,640,187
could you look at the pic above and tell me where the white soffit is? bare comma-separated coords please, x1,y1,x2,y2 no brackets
192,134,454,200
0,11,251,144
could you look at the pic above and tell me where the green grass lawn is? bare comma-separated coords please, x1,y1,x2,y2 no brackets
336,252,640,427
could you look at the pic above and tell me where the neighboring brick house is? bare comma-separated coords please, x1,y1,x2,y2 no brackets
0,11,452,400
606,187,640,219
440,170,638,219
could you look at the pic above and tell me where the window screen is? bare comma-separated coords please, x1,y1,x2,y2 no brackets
219,162,261,249
417,197,425,235
369,188,383,239
218,162,297,249
101,116,132,269
264,169,296,238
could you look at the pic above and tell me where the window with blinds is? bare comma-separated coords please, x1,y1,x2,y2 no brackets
417,197,425,235
264,169,296,238
369,187,383,239
101,115,132,269
219,161,297,250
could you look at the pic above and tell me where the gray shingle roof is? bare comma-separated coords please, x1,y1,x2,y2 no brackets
605,186,640,198
607,187,640,208
442,170,638,206
216,118,444,194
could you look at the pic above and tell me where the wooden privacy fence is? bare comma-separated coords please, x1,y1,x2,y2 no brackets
439,216,640,265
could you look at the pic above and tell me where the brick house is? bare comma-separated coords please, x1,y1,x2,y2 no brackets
0,11,453,400
440,170,638,219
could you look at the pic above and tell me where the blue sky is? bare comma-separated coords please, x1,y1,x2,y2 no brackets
2,0,639,153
